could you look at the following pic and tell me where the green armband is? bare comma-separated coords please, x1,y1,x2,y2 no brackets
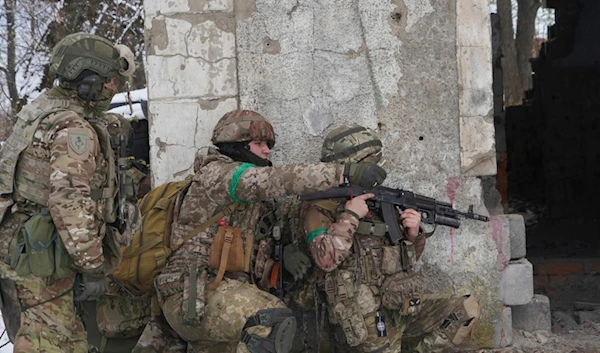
306,228,327,244
229,163,256,204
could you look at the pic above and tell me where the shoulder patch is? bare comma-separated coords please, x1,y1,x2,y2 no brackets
67,128,90,160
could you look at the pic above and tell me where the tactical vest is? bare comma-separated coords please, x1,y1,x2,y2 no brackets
0,93,121,277
0,94,80,223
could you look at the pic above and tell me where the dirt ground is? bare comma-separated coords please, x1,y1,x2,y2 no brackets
470,326,600,353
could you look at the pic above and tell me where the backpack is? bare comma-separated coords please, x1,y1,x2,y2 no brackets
110,175,244,295
111,176,192,294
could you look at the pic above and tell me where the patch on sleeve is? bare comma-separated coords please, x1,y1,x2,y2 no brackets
67,129,90,160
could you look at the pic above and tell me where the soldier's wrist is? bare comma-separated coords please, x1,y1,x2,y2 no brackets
341,209,361,221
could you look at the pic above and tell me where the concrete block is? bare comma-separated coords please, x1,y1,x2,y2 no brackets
511,294,552,332
506,214,526,259
459,116,497,176
494,306,513,348
502,258,534,305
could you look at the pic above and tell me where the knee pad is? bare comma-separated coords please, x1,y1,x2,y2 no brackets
241,308,297,353
440,294,480,345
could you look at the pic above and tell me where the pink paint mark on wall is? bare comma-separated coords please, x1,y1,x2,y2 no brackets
491,217,509,267
445,177,461,266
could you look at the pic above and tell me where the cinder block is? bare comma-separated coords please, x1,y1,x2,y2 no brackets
502,258,534,305
511,294,552,332
494,306,513,348
506,214,526,259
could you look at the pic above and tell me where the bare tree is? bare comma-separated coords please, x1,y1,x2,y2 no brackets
0,0,145,117
496,0,542,106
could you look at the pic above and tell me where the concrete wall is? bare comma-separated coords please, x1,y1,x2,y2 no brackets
143,0,507,348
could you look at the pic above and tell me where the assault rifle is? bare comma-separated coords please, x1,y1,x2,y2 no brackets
118,134,128,231
298,185,489,244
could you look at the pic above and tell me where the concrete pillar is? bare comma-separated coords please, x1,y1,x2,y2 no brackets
143,0,506,348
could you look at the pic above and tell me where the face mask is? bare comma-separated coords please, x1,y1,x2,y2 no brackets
87,85,117,116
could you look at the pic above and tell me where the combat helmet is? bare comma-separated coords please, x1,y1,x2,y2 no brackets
50,33,135,81
321,124,382,164
211,110,276,148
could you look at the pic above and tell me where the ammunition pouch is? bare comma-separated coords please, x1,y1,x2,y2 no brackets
380,240,416,275
209,226,252,290
9,211,75,279
241,308,296,353
380,272,422,316
324,269,368,346
356,220,387,237
181,261,208,326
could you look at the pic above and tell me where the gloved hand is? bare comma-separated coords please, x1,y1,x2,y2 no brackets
74,273,107,302
343,162,387,188
283,243,312,281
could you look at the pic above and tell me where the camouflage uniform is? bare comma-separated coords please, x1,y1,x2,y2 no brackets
148,110,358,353
301,125,481,353
0,33,135,352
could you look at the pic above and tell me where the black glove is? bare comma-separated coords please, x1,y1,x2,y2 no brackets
74,273,107,301
343,162,387,188
283,243,312,281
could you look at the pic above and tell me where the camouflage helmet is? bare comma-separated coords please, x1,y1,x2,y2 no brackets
321,124,382,164
211,110,275,147
50,33,134,81
104,112,132,143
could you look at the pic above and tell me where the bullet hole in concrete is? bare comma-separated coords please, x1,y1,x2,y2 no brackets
419,136,424,141
391,11,402,22
377,122,383,130
263,37,281,55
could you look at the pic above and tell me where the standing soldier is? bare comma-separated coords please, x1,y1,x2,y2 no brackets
0,33,136,352
139,110,386,353
300,124,480,353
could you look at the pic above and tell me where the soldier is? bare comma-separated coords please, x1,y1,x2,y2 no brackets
139,110,386,353
300,124,480,353
0,33,136,352
81,112,151,353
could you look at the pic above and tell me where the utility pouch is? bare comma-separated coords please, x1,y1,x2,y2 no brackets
381,272,422,316
325,270,368,347
96,293,151,339
181,262,208,326
11,212,57,278
381,245,403,275
209,226,249,289
10,233,29,277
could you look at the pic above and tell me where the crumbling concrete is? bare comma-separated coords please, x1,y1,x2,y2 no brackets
143,0,508,348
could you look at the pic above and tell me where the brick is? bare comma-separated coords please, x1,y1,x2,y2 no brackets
502,258,534,305
494,306,513,348
548,274,583,290
544,262,585,275
583,260,600,274
511,294,552,332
